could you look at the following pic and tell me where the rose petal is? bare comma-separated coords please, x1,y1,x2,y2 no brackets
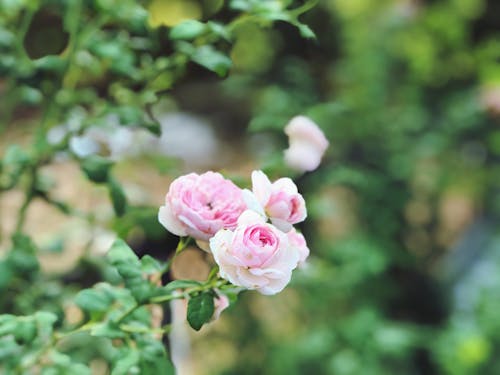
273,177,298,195
270,218,293,233
235,267,268,288
242,189,267,218
158,203,187,237
258,273,292,295
251,170,272,206
237,210,266,226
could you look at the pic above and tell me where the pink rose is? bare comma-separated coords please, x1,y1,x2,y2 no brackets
211,292,230,321
246,170,307,233
210,210,300,295
158,172,247,241
287,228,310,266
284,116,329,172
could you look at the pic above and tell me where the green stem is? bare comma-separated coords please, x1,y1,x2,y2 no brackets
14,166,37,233
160,236,193,275
150,279,228,304
114,303,140,325
289,0,319,17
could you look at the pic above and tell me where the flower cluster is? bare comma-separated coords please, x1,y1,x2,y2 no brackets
158,170,310,296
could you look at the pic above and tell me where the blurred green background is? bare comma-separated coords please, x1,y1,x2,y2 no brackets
1,0,500,374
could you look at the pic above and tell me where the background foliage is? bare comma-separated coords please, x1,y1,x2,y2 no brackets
1,0,500,374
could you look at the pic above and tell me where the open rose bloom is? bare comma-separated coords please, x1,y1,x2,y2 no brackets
158,172,247,241
244,170,307,233
210,211,300,295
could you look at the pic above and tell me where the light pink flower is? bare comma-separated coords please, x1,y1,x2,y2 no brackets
212,292,230,321
158,172,247,241
210,210,300,295
284,116,329,172
287,228,310,266
245,170,306,233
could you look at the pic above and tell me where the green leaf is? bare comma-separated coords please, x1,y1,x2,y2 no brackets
0,336,21,361
112,349,140,375
166,279,202,290
108,177,127,217
207,21,231,41
115,106,143,125
296,23,316,39
3,145,30,167
139,339,175,375
187,292,214,331
0,315,18,336
144,120,162,136
170,20,207,40
91,322,126,339
41,368,59,375
75,288,113,313
148,71,175,92
13,320,37,343
0,261,13,290
8,234,39,275
34,311,58,339
81,155,114,183
108,239,139,264
107,239,153,303
190,45,232,77
140,255,162,275
66,363,91,375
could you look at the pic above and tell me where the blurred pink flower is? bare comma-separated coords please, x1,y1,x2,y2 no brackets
212,292,230,321
245,170,306,233
284,116,329,172
158,172,247,241
481,86,500,116
210,210,300,295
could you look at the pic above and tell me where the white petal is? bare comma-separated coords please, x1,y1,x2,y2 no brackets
257,273,292,295
251,170,272,206
158,203,187,237
270,218,293,233
242,189,267,218
249,267,286,279
210,230,244,267
284,116,329,152
236,268,268,288
273,177,298,194
237,209,266,226
284,142,323,172
264,242,300,271
70,135,101,158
